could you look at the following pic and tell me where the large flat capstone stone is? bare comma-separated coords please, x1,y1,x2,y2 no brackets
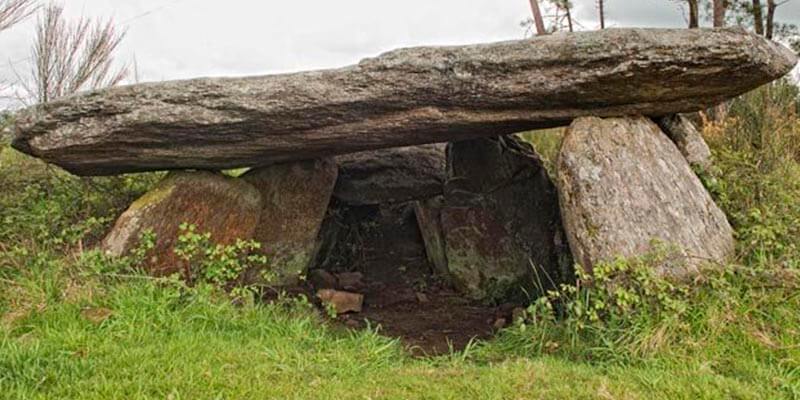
12,28,796,175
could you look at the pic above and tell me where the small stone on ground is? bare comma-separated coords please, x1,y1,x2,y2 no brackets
316,289,364,314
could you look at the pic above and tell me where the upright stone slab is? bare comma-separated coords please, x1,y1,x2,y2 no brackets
414,196,449,279
418,136,571,302
101,171,262,276
657,114,712,170
557,116,734,277
243,159,338,286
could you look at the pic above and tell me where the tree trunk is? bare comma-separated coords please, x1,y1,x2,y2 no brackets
713,0,727,27
565,4,574,32
752,0,764,35
766,0,776,39
528,0,546,35
598,0,606,29
712,0,728,122
688,0,699,28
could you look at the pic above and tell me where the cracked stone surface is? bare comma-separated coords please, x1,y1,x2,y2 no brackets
12,28,797,175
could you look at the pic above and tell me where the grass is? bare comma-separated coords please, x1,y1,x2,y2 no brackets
2,81,800,399
1,265,789,399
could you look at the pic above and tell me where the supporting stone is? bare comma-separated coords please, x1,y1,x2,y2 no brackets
557,116,735,277
243,158,338,286
101,171,262,276
657,114,713,170
418,136,571,302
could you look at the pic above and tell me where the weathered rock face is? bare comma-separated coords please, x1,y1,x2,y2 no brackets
557,117,735,277
101,171,262,276
418,136,571,302
657,114,712,170
243,159,337,286
12,28,796,175
333,144,445,205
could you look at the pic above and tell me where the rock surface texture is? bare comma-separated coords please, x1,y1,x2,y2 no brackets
243,159,338,285
657,114,713,170
101,171,262,276
12,28,797,175
418,136,571,302
333,144,445,205
557,117,735,276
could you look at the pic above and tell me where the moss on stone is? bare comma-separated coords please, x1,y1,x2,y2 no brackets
127,181,175,212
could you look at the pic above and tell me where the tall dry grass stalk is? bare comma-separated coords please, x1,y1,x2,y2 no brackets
21,3,128,104
0,0,37,104
0,0,37,32
704,80,800,167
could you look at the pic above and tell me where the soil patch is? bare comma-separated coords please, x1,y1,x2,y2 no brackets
281,199,521,355
337,277,507,356
264,273,512,356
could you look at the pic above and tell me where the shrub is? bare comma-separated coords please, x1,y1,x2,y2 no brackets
0,146,160,273
706,80,800,268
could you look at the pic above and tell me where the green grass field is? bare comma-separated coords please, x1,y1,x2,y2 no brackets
2,82,800,399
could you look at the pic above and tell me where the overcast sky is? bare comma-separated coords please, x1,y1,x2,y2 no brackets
1,0,798,90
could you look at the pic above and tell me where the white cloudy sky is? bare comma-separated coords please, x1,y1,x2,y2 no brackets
1,0,798,89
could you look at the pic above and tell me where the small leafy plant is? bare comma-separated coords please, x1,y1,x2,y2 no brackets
528,253,690,329
505,247,701,362
173,223,273,300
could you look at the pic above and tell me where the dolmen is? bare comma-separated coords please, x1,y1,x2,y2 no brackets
12,28,798,302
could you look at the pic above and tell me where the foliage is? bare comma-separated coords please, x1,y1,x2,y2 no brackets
0,145,160,273
173,223,273,299
529,247,690,331
705,79,800,268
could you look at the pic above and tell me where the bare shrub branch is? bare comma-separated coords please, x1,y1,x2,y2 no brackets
24,3,128,104
0,0,37,32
